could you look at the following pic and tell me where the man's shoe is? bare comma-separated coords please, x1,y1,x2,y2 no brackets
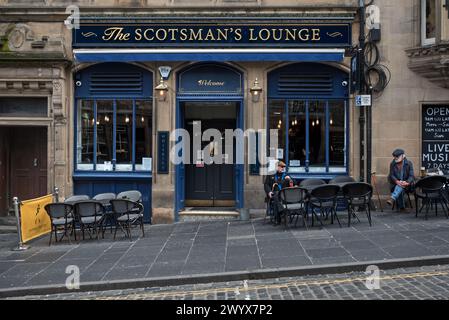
386,198,394,207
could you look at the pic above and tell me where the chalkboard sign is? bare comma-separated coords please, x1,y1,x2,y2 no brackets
157,131,169,174
422,104,449,173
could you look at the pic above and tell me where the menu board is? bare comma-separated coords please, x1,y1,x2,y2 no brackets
422,104,449,173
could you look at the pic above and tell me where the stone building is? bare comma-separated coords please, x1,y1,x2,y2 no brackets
0,0,448,223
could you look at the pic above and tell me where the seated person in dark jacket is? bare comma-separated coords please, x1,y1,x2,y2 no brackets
264,161,293,224
386,149,415,211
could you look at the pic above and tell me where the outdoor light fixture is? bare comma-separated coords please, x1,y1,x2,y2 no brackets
155,77,168,101
250,78,263,103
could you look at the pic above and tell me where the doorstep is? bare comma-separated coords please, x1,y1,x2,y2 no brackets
179,208,240,221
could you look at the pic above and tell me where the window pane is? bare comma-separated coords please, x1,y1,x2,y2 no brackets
308,101,326,169
96,100,113,169
329,101,346,168
135,100,153,171
268,100,286,160
116,100,133,171
288,101,306,171
0,97,47,117
426,0,436,39
77,100,94,170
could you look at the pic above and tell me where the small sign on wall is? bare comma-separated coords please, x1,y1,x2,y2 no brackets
158,131,169,174
355,95,372,107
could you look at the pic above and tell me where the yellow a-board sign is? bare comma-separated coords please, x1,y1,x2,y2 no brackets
20,194,53,243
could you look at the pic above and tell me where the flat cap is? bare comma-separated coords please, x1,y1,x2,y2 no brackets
392,149,405,157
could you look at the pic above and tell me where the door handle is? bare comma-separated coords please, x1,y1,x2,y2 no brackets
33,158,38,167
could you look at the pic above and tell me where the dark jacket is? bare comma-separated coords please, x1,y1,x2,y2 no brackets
388,158,415,191
264,172,291,195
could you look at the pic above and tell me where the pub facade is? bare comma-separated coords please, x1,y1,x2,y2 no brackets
1,0,449,223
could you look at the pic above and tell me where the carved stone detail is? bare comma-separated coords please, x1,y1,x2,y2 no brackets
406,44,449,89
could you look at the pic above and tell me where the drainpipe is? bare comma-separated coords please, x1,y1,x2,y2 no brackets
359,0,367,182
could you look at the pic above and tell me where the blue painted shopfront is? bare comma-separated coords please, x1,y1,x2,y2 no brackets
73,62,153,223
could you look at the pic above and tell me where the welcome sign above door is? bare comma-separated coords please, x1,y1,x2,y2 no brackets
178,64,243,96
73,21,352,48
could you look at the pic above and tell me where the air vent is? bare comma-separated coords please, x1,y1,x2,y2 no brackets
89,72,143,95
277,72,333,96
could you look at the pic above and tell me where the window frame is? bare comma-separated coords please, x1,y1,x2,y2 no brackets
267,98,349,175
75,97,153,173
421,0,437,46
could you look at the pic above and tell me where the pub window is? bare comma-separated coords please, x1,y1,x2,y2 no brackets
422,0,436,46
76,99,153,172
268,100,347,174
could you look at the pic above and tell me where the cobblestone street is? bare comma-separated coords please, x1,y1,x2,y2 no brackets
8,265,449,300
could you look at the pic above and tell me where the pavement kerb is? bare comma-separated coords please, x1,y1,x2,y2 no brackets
2,254,449,298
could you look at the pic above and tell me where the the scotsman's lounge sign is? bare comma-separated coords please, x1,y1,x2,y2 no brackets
73,21,352,47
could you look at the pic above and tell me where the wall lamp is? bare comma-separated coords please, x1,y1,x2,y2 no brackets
250,78,263,103
155,77,168,102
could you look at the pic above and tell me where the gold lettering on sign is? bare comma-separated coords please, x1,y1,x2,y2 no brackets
102,27,130,41
156,29,168,41
168,29,178,41
144,29,155,41
285,29,296,41
96,26,332,43
249,28,257,41
234,28,243,41
298,29,310,41
312,29,321,41
198,80,225,87
180,29,188,41
189,29,203,41
135,28,142,41
217,29,229,41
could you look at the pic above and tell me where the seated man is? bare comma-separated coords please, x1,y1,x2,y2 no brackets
264,161,293,224
387,149,415,211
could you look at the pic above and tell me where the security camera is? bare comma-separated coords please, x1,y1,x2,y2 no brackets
342,80,349,87
75,80,82,87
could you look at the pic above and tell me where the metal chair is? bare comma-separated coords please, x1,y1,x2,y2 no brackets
310,185,342,227
64,195,90,205
93,193,117,234
414,176,449,220
264,196,276,224
73,201,105,240
329,176,355,184
278,187,308,228
300,179,327,188
44,203,75,245
342,183,373,227
93,193,116,205
110,199,145,241
117,190,142,202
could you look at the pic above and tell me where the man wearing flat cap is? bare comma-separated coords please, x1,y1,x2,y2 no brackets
264,160,293,224
387,149,415,211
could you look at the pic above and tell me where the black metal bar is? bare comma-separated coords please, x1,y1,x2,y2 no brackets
359,0,367,182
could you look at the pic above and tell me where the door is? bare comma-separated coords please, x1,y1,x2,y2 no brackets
0,128,7,215
179,101,239,207
10,127,47,202
185,119,236,207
